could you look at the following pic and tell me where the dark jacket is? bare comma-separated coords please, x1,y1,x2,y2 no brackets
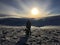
26,20,31,30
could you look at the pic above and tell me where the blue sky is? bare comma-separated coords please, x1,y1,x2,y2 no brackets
0,0,60,18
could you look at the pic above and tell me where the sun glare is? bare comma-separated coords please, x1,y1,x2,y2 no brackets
29,7,47,18
31,8,39,15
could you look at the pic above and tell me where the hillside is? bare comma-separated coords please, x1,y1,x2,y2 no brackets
0,15,60,27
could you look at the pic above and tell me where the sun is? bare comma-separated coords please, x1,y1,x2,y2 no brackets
31,8,39,15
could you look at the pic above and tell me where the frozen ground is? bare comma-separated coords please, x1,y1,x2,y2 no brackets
0,26,60,45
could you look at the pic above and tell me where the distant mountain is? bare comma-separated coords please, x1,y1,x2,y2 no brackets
33,15,60,27
0,18,28,26
0,15,60,27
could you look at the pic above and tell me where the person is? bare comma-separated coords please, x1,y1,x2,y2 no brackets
25,20,31,36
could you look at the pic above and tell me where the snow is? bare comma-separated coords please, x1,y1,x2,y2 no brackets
0,26,60,45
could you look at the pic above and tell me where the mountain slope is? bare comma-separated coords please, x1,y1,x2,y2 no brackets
0,15,60,27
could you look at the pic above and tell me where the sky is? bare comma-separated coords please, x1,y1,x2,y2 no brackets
0,0,60,18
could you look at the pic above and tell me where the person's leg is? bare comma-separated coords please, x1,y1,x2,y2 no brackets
25,28,28,35
26,28,29,35
29,28,31,36
30,30,31,35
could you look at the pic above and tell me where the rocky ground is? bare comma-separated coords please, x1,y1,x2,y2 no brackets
0,26,60,45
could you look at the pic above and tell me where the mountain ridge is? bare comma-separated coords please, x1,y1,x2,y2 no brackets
0,15,60,27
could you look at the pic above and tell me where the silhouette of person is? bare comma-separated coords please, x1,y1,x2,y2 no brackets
25,20,31,36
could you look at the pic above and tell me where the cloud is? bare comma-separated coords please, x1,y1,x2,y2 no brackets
0,2,24,18
48,0,60,15
0,0,60,18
